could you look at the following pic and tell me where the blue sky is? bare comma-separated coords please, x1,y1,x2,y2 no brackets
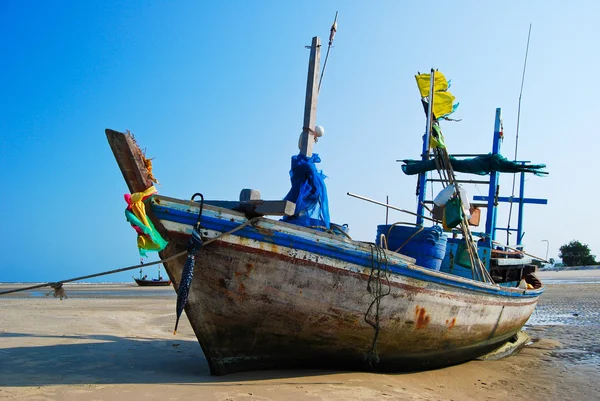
1,1,597,282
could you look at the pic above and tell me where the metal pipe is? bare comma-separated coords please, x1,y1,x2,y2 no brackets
347,192,437,223
428,178,490,184
492,240,548,263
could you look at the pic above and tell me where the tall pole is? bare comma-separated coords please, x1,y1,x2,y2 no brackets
299,37,321,157
416,69,435,226
386,195,389,225
517,170,526,246
485,108,503,246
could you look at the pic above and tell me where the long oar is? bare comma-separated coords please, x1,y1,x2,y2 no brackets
174,193,204,335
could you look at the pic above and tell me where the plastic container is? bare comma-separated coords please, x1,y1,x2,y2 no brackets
457,185,471,219
376,225,447,271
433,184,455,207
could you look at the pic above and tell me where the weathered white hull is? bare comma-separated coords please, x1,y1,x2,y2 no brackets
154,196,542,375
105,128,543,375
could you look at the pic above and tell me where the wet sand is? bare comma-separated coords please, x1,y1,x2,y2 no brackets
1,271,599,400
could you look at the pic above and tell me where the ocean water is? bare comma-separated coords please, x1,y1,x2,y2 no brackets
525,276,600,372
540,277,600,285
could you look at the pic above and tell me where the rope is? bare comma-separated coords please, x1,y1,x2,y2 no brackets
302,126,320,143
0,253,186,297
383,222,424,254
308,223,352,240
363,243,391,367
394,226,424,254
318,11,338,92
0,217,261,297
420,124,493,283
437,147,494,283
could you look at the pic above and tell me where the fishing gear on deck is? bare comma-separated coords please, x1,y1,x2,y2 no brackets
174,193,205,335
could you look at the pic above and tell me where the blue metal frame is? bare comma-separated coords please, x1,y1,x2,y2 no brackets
416,105,547,251
484,108,503,246
473,170,547,247
416,70,435,226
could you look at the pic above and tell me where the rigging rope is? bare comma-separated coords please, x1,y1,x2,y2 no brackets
364,243,391,367
0,217,261,297
318,11,338,92
437,147,494,283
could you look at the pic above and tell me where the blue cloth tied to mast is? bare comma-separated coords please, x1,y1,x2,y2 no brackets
282,153,330,229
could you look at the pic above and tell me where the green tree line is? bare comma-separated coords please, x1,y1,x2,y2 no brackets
559,240,597,267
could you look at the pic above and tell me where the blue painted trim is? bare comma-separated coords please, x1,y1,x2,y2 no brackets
153,203,543,299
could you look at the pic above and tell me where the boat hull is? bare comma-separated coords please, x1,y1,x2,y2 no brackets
154,196,542,375
133,278,171,287
104,129,543,376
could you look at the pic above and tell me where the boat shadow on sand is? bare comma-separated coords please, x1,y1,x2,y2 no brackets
0,332,349,386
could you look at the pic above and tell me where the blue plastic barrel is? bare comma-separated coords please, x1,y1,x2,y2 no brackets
376,225,447,271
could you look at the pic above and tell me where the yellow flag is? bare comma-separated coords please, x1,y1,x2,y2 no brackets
415,71,449,98
433,91,455,118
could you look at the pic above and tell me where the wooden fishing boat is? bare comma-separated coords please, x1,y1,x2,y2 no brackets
133,265,171,287
106,35,545,376
133,277,171,287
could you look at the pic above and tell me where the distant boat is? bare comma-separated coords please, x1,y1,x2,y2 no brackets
133,265,171,287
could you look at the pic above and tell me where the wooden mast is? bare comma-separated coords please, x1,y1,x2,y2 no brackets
299,36,321,157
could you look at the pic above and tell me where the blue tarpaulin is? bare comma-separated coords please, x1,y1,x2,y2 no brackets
282,153,330,229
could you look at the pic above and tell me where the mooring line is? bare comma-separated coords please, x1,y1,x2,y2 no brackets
0,216,261,297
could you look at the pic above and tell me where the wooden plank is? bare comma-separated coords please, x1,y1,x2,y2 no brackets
493,257,533,267
105,129,154,194
203,200,296,216
299,36,321,157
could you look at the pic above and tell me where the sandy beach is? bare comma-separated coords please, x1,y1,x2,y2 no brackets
1,270,599,400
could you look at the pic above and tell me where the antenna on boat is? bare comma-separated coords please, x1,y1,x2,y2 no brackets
318,11,338,92
506,23,532,245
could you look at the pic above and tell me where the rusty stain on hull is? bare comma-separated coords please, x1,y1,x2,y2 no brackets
445,317,457,329
415,306,431,329
444,317,457,330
